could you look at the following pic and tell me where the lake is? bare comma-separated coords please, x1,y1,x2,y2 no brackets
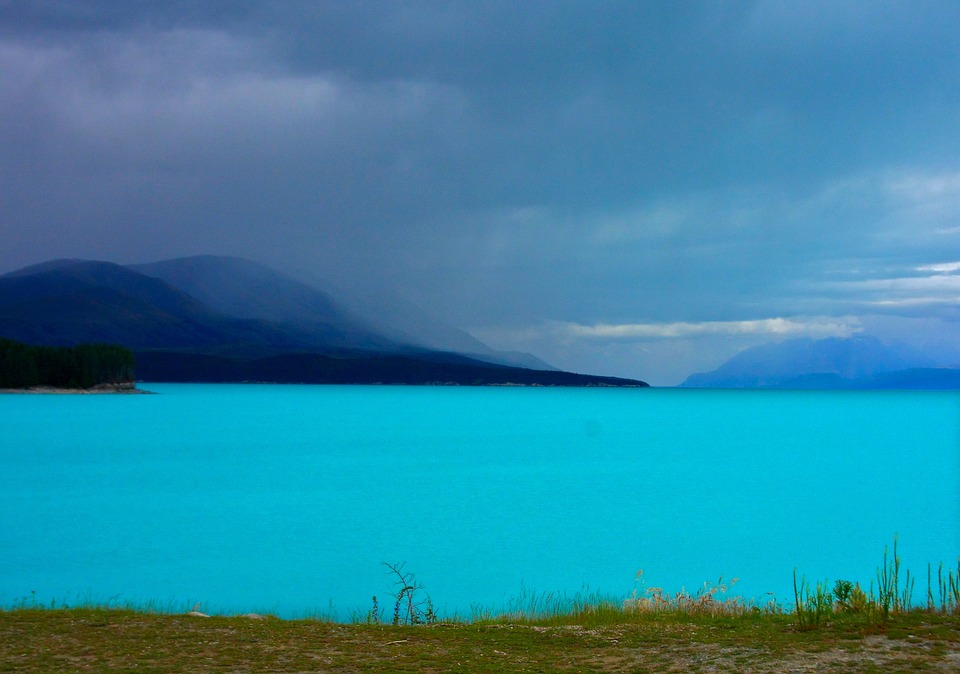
1,384,958,619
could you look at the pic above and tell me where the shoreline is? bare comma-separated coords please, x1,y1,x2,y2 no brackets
0,382,151,394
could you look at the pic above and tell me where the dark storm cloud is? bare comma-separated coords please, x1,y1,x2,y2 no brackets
2,1,960,383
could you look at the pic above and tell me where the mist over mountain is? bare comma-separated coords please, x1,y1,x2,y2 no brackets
129,256,401,352
131,256,364,324
681,335,941,389
0,257,643,386
132,256,555,371
333,283,557,371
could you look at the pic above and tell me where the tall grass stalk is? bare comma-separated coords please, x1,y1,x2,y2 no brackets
938,558,960,613
793,571,833,631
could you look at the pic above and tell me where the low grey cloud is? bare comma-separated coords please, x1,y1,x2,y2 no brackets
559,317,861,340
2,1,960,384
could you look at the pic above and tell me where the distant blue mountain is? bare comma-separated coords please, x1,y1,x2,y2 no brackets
681,336,947,390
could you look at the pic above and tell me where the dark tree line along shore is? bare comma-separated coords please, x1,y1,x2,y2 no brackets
0,338,134,389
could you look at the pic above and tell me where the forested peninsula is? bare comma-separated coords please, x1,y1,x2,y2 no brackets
0,337,135,390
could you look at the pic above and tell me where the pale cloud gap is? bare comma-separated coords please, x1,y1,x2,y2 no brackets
866,298,959,308
582,166,960,253
823,265,960,309
887,171,960,203
558,316,861,341
917,261,960,274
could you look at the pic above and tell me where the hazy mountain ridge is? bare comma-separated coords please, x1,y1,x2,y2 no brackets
131,256,346,322
0,260,241,349
0,259,349,353
302,279,559,371
681,335,948,389
0,257,646,386
130,256,555,369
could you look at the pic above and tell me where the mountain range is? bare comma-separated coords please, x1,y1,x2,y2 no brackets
681,335,960,390
0,256,646,387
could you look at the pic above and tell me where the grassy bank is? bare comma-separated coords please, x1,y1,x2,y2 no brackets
3,606,959,672
4,543,959,672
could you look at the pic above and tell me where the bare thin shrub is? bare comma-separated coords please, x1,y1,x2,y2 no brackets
381,562,437,625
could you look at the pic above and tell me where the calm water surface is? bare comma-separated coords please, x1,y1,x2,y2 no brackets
1,385,958,618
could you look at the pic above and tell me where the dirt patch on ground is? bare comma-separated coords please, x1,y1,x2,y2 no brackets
566,632,960,673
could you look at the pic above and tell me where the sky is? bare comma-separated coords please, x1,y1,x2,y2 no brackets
2,1,960,385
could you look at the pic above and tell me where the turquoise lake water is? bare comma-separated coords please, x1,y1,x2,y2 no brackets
1,384,958,619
